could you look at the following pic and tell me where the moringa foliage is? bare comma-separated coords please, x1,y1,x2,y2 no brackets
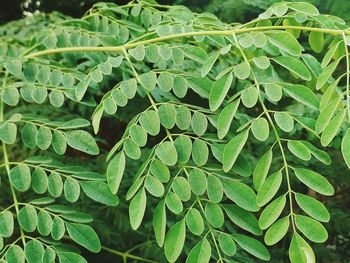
0,1,350,262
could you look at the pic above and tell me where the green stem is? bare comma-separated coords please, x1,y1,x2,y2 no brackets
0,101,26,246
101,245,157,263
24,25,350,59
342,32,350,122
232,33,296,231
197,198,223,263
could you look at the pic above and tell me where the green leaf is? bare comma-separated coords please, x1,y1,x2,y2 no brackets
51,217,65,240
295,215,328,243
129,125,147,147
289,232,315,263
233,234,270,261
295,193,330,222
205,203,224,228
10,164,31,192
176,106,191,130
274,112,294,132
164,219,186,263
253,149,272,190
253,33,267,48
283,84,319,110
123,138,141,160
140,72,157,91
218,233,236,256
256,170,282,207
90,68,103,83
223,180,259,212
253,56,270,69
309,31,324,53
273,56,311,81
150,159,170,183
18,205,37,232
207,175,223,203
241,86,258,108
158,104,176,129
259,195,286,230
80,181,119,206
186,238,211,263
37,210,52,236
64,130,99,155
66,222,101,252
64,177,80,203
21,123,37,148
342,128,350,169
120,79,137,99
267,31,302,56
251,117,269,141
165,192,183,214
24,240,44,263
301,140,331,165
75,78,90,101
209,73,233,111
172,177,191,201
287,140,311,161
48,172,63,198
321,111,346,146
264,216,289,246
5,60,22,78
32,87,48,104
188,169,207,196
57,252,87,263
294,168,334,196
52,131,67,155
129,188,147,230
224,204,262,235
145,175,164,197
2,87,19,106
155,141,178,166
0,211,14,237
36,126,52,150
157,72,174,92
186,208,204,236
173,75,188,98
316,97,341,134
223,130,249,172
6,245,25,263
129,44,145,61
218,99,240,139
153,200,166,247
234,61,250,80
191,112,208,136
319,58,340,89
201,50,220,77
107,151,125,194
0,120,17,144
288,2,319,15
174,135,192,164
192,139,208,166
172,48,184,66
264,83,282,102
42,247,56,263
139,110,160,136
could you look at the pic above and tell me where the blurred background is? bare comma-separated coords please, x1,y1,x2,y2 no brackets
1,0,350,24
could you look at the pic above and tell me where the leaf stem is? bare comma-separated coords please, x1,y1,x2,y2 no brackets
0,101,27,246
232,33,296,231
25,25,350,59
342,32,350,122
101,245,158,263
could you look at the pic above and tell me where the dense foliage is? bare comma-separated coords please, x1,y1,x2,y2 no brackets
1,1,350,262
